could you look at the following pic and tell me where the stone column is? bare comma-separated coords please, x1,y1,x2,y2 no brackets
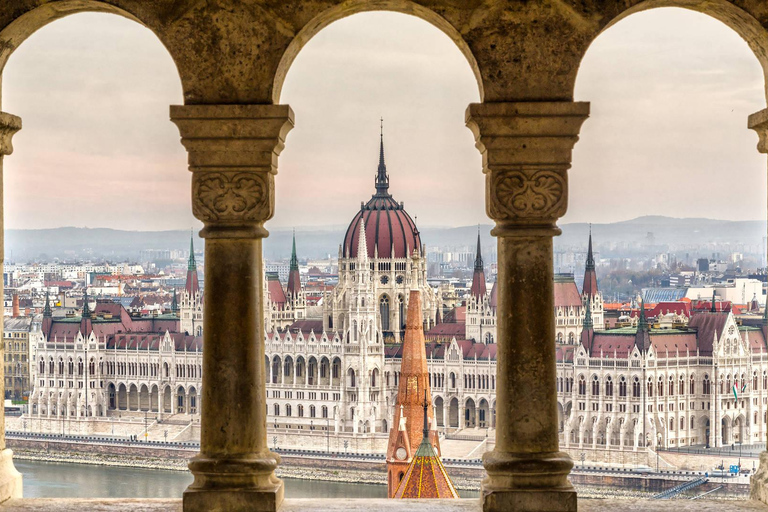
0,113,23,502
749,108,768,504
466,101,589,512
171,104,294,512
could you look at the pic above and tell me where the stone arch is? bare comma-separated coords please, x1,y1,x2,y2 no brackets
448,397,459,428
319,356,330,385
271,355,282,384
139,384,150,411
128,384,139,411
177,386,187,414
108,383,116,410
464,397,476,428
434,396,444,427
163,385,172,414
150,384,159,412
308,356,318,385
478,398,490,428
0,3,187,105
189,386,198,414
272,1,484,103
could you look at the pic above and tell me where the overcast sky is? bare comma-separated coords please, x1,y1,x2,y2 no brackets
0,8,765,231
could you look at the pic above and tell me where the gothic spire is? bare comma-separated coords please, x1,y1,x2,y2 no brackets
290,230,298,271
474,227,483,272
171,288,179,313
188,230,196,272
637,298,648,331
375,118,390,197
582,299,593,331
43,291,52,318
82,289,91,319
582,226,598,298
711,289,717,313
634,297,651,353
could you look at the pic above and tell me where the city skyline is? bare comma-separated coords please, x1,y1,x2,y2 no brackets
0,8,765,231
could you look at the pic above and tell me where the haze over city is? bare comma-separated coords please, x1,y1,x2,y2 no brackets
1,8,765,231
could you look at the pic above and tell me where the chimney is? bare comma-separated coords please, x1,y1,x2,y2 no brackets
12,293,19,318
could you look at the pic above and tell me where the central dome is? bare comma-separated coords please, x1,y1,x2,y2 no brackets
342,133,421,260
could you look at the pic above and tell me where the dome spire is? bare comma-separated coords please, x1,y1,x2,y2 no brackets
375,117,390,197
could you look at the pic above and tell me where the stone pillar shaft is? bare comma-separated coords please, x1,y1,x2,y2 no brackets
466,101,589,512
171,104,294,512
0,112,23,502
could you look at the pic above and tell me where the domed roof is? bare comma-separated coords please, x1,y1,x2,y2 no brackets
342,131,421,260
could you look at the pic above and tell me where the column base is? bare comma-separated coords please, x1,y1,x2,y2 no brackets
184,455,283,512
483,488,577,512
0,449,22,503
749,451,768,504
482,450,577,512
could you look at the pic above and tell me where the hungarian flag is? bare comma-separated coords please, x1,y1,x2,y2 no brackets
742,382,748,393
733,381,739,401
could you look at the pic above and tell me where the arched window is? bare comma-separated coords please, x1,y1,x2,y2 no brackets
578,376,586,395
380,296,390,331
322,406,328,418
450,373,456,389
658,377,664,397
591,376,600,396
691,416,695,429
298,405,304,417
398,295,406,331
39,360,45,374
274,403,280,416
754,372,759,391
310,405,316,418
632,377,640,398
58,359,64,375
703,375,711,395
568,333,575,343
690,375,695,395
647,378,653,398
78,359,84,376
619,376,627,397
68,359,74,375
668,376,674,396
679,375,684,395
680,417,685,430
286,404,292,417
605,376,613,397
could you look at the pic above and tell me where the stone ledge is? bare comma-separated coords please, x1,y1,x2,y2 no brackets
2,498,768,511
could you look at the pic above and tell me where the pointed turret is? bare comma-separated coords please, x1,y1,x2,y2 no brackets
387,289,440,497
356,218,369,264
80,289,93,337
470,228,487,300
711,289,717,312
185,232,200,297
634,299,651,353
375,118,390,197
582,227,598,298
287,230,301,297
171,288,179,314
43,292,52,318
580,300,594,352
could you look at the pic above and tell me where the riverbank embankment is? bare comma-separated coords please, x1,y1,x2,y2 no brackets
5,435,750,499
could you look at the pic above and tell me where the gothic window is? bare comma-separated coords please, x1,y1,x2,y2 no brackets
690,375,695,395
679,376,684,395
703,375,710,395
591,376,599,396
322,406,328,418
648,378,653,398
605,376,613,397
58,359,64,375
568,333,575,344
658,377,664,397
578,376,586,396
619,376,626,397
67,359,73,375
286,404,292,417
310,405,315,418
450,373,456,389
49,359,54,374
39,360,45,374
754,372,759,391
669,376,674,396
632,377,640,397
379,295,391,332
670,418,674,431
78,360,84,376
298,405,304,417
398,295,405,331
680,417,685,430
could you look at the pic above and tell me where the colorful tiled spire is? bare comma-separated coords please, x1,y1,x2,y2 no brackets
392,391,459,499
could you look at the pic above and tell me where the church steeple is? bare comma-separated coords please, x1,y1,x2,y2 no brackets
287,230,302,297
171,288,179,313
470,228,487,300
375,118,390,197
582,226,598,298
80,289,93,338
185,233,200,297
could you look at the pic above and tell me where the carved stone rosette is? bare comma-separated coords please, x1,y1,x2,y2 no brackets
466,102,589,236
170,105,294,239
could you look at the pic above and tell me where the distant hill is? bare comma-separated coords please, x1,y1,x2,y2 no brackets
5,216,765,262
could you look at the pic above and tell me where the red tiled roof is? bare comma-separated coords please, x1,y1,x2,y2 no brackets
554,280,582,308
687,312,729,356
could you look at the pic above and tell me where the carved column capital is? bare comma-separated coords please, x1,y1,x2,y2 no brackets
465,102,589,237
170,105,294,239
749,108,768,154
0,113,22,156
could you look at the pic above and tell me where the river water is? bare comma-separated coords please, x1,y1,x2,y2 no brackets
16,460,477,499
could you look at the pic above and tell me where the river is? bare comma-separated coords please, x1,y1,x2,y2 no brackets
16,460,478,499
